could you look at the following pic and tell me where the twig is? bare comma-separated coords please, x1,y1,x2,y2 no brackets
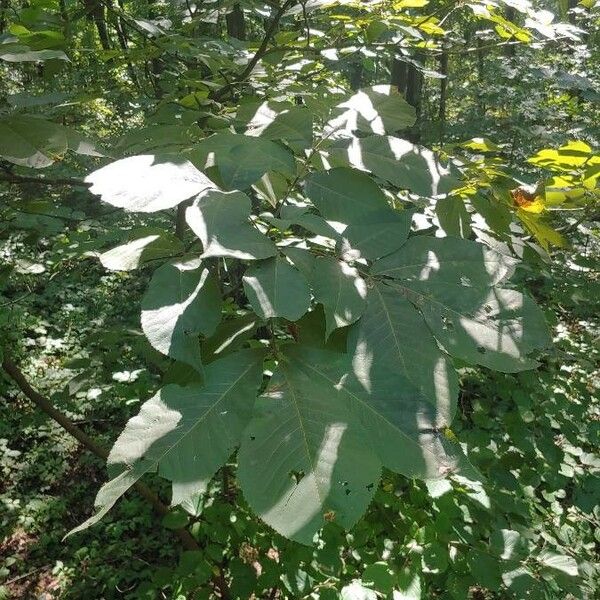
0,172,90,188
211,0,297,100
4,566,48,586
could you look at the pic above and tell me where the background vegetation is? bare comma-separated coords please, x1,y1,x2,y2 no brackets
0,0,598,598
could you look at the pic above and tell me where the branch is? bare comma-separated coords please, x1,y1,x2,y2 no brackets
212,0,296,100
1,354,237,596
0,354,199,551
0,172,90,188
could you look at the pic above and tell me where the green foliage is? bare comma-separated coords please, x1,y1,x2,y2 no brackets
0,0,599,597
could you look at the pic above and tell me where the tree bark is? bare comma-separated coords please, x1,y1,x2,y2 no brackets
0,0,8,34
226,3,246,40
390,58,407,94
504,6,516,58
438,45,448,141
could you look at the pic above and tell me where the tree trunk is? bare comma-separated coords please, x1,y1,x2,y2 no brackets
391,58,407,94
438,46,448,141
504,6,516,58
350,61,363,91
226,3,246,40
0,0,9,34
85,0,112,50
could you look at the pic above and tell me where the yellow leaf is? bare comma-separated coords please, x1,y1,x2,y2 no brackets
518,210,566,251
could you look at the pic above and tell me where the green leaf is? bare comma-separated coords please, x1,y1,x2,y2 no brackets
394,568,422,599
537,550,578,576
239,101,313,150
340,581,377,600
304,168,390,223
332,135,459,197
348,282,458,411
68,349,265,537
191,133,296,190
326,85,416,138
141,258,222,371
310,256,367,337
243,256,311,321
0,115,68,168
273,205,341,240
362,562,395,593
339,209,413,260
202,314,261,363
238,346,381,544
86,155,215,212
436,197,472,238
185,189,277,260
393,281,551,372
490,529,528,561
99,231,184,271
467,551,502,591
0,47,68,62
373,236,517,286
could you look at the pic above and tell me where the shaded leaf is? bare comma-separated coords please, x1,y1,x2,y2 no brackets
305,167,389,223
310,256,367,337
191,133,296,190
68,350,265,536
326,85,416,138
99,231,184,271
0,115,68,168
349,282,458,412
186,189,277,260
243,256,311,321
333,135,459,197
141,258,222,370
238,346,381,544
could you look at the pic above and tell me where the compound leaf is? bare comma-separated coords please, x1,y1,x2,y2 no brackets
141,258,222,371
69,349,265,536
243,256,311,321
186,189,277,260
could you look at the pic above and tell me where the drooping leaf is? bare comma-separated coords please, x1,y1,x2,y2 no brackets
325,85,416,138
0,47,68,62
310,256,367,337
141,258,222,371
68,349,265,536
243,256,311,321
186,189,277,260
191,133,296,190
349,282,458,411
86,155,215,212
373,236,517,286
436,197,472,238
332,135,459,197
99,231,184,271
238,346,381,544
304,167,390,223
0,115,68,168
